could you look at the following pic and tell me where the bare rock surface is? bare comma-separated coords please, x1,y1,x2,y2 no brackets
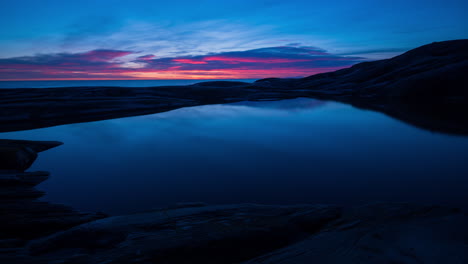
244,203,468,264
2,203,465,264
24,204,339,263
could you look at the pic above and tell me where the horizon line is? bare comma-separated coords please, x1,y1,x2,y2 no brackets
0,77,268,82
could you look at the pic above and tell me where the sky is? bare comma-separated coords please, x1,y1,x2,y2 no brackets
0,0,466,80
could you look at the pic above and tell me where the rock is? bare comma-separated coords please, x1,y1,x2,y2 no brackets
0,139,106,249
190,81,249,87
0,145,37,172
0,239,23,248
286,40,468,99
243,203,468,264
26,204,340,263
0,140,63,153
0,140,63,172
0,186,45,199
1,203,464,264
0,171,50,186
0,200,106,241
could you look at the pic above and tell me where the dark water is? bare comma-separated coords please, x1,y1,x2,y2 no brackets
0,79,256,88
1,98,468,215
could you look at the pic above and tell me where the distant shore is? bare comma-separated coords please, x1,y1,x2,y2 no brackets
1,40,468,135
0,79,258,89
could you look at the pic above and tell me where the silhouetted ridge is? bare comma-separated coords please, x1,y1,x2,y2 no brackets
294,39,468,101
1,39,467,134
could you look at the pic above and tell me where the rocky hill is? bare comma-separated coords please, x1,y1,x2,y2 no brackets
1,40,467,134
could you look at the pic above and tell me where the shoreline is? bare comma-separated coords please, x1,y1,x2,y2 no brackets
1,134,467,262
1,39,468,263
1,40,467,135
3,200,467,263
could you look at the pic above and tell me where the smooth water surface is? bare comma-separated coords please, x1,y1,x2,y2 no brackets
1,98,468,214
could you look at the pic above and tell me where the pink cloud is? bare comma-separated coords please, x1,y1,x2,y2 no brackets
203,56,312,64
137,54,157,61
173,58,208,64
0,46,364,80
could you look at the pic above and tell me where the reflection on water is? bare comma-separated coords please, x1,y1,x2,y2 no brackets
1,98,468,214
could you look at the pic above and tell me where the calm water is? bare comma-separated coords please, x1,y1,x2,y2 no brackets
0,79,256,88
1,98,468,214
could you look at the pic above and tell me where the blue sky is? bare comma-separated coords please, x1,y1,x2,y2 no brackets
0,0,466,79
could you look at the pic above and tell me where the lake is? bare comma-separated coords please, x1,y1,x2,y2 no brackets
1,98,468,215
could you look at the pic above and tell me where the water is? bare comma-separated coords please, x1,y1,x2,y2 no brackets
2,98,468,215
0,79,256,88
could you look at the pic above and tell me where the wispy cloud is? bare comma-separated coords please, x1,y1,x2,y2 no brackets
1,19,336,60
0,45,364,80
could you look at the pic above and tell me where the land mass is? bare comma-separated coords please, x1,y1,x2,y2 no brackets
5,202,468,264
1,39,467,134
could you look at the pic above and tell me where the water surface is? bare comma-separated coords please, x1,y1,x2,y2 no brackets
2,98,467,214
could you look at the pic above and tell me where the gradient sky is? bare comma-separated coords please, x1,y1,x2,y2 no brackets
0,0,466,80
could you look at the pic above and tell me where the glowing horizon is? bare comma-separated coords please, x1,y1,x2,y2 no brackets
1,0,466,81
0,46,362,81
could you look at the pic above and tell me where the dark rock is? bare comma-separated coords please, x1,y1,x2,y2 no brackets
1,203,463,264
0,171,50,186
0,139,106,248
26,204,341,263
0,145,36,172
190,81,249,87
0,139,63,153
0,200,106,241
0,186,45,199
0,140,63,172
243,203,468,264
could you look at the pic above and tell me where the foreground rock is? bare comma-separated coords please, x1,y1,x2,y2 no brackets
244,203,468,264
22,204,339,263
2,203,465,264
1,40,467,134
0,139,62,172
0,139,106,252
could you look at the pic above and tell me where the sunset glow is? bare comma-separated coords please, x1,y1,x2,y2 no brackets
0,46,362,80
1,0,466,81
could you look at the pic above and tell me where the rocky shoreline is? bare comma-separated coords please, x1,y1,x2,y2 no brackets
0,139,106,254
0,139,467,263
1,40,467,135
1,40,468,263
4,202,468,263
